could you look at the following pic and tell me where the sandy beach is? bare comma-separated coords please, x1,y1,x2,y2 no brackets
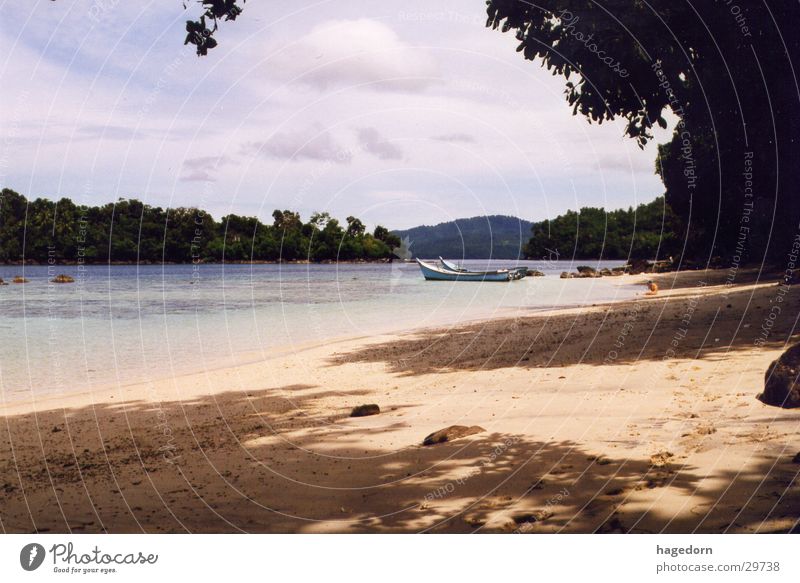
1,269,798,533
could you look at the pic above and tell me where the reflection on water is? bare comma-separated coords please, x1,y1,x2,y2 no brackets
0,260,632,398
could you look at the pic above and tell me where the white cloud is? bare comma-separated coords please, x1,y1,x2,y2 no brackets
267,19,440,92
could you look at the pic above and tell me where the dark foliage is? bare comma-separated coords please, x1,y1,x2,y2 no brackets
182,1,246,55
486,1,800,264
0,189,397,264
524,196,681,260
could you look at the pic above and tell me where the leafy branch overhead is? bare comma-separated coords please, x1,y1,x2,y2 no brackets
183,0,246,56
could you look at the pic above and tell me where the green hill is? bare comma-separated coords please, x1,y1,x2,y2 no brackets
392,215,533,259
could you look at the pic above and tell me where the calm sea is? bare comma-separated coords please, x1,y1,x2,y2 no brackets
0,260,634,399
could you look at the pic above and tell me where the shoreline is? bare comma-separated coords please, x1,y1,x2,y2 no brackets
1,269,799,533
0,275,646,410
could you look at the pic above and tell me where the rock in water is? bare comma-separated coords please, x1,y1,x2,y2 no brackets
51,274,75,283
12,276,28,283
759,343,800,408
350,404,380,417
423,425,485,446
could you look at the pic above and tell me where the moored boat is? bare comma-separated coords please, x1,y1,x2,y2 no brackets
416,258,512,282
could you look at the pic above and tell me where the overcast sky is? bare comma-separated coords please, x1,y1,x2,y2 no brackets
0,0,675,230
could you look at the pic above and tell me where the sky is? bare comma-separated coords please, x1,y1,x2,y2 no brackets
0,0,676,230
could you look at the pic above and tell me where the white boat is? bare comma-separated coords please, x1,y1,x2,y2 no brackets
416,258,512,282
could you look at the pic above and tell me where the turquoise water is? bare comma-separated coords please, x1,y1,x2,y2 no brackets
0,260,634,399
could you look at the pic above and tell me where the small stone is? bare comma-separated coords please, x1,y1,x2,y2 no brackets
650,451,674,467
12,276,28,284
350,404,380,417
51,274,75,283
423,425,485,446
696,423,716,435
52,426,62,433
792,452,800,464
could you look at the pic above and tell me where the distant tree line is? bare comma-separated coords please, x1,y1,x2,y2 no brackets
0,189,400,264
525,197,682,260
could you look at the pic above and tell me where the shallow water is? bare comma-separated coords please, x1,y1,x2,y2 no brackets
0,260,634,399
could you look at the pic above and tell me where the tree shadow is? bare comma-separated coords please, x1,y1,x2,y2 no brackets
327,282,800,376
1,384,797,533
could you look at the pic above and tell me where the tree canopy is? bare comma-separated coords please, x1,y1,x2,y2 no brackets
0,189,398,264
486,1,800,265
524,196,681,260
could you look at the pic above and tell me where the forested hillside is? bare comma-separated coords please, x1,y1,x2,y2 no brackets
0,189,400,264
393,215,533,259
524,197,682,260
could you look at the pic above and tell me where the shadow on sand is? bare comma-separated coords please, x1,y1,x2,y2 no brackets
327,281,800,376
1,382,798,533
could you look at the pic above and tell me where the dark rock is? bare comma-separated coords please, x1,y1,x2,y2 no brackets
423,425,485,446
759,343,800,408
791,452,800,464
526,269,545,277
576,265,597,276
51,274,75,283
52,426,62,433
0,278,7,286
350,404,380,417
559,271,573,279
625,259,650,274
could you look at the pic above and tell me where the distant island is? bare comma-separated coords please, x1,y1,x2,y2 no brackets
1,188,682,265
0,189,400,264
392,215,533,260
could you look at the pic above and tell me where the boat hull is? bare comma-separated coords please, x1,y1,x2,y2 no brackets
416,259,510,282
437,257,528,280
